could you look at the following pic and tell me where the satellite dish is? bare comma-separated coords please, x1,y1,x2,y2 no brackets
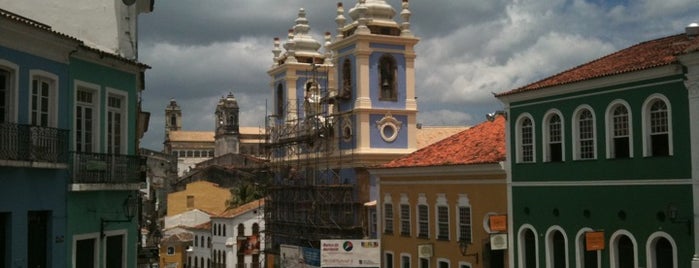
122,0,136,6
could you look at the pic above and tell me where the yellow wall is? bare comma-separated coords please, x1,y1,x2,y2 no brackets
159,242,189,268
379,170,508,268
167,180,231,216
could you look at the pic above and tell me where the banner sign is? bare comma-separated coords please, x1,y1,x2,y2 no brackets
585,231,605,251
321,240,380,267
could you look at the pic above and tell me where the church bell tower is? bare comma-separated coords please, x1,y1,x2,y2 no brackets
214,92,240,156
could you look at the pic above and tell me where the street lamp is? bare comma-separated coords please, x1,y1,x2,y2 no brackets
458,240,479,264
101,195,138,238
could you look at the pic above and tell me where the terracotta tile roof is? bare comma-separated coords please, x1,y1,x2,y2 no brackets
498,33,699,96
169,131,215,142
416,126,470,149
381,116,505,168
213,198,265,218
188,221,212,231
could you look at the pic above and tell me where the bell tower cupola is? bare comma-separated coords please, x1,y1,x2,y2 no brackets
214,92,240,156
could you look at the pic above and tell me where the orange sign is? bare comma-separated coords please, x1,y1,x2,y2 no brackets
585,231,605,251
489,215,507,232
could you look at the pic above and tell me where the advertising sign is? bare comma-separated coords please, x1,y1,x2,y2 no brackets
489,214,507,232
237,235,261,255
320,240,380,267
585,231,605,251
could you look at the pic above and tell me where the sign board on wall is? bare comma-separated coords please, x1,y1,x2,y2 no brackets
321,240,380,267
489,215,507,232
585,231,605,251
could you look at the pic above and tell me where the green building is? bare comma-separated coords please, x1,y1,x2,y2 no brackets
496,25,699,267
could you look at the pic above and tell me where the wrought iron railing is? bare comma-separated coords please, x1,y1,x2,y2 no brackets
71,152,145,184
0,122,69,164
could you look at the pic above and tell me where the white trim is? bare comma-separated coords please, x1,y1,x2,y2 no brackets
74,80,102,153
515,113,536,163
385,251,395,268
645,231,677,268
512,178,691,187
572,105,597,160
0,59,19,123
642,94,673,157
609,230,638,268
542,109,565,162
605,99,633,159
517,224,540,268
575,228,601,268
105,88,129,154
544,225,569,268
72,232,100,268
28,69,59,127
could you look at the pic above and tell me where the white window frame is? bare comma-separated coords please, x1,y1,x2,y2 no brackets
572,105,596,160
72,233,99,268
545,225,569,268
575,228,601,268
542,109,565,162
642,94,673,156
605,100,633,159
28,70,59,128
645,231,677,268
609,230,638,268
437,258,451,268
74,80,101,153
102,229,129,268
384,194,394,234
517,224,540,268
0,59,19,123
416,193,429,239
458,261,473,268
385,251,395,268
456,194,472,243
515,113,536,163
399,194,410,236
106,88,128,155
435,194,449,240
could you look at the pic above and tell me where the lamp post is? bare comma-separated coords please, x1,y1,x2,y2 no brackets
101,194,138,238
458,240,479,264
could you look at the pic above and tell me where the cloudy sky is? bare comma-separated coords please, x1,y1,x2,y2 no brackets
138,0,699,151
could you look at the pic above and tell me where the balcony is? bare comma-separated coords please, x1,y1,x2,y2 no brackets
0,122,69,168
70,152,146,191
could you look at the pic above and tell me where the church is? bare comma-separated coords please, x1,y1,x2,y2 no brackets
163,93,267,176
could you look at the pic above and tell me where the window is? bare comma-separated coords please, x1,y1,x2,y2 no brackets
574,107,596,160
438,259,450,268
607,102,631,158
457,194,472,244
107,92,126,154
518,227,538,268
420,258,429,268
400,194,410,236
74,236,98,268
379,54,397,101
276,84,284,117
105,234,125,268
167,246,175,255
385,252,394,268
30,75,57,127
644,96,672,156
436,194,449,240
187,195,194,208
576,229,600,268
401,255,411,268
516,115,535,163
341,59,352,99
543,112,563,162
384,203,394,234
650,236,674,268
417,204,428,238
0,65,16,123
75,84,98,153
546,229,566,268
612,233,636,268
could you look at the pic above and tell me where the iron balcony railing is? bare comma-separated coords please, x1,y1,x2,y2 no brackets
71,152,146,184
0,122,69,164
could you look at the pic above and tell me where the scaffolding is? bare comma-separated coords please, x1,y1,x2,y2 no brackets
264,63,364,251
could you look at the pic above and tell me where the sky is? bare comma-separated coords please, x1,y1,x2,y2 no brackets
137,0,699,151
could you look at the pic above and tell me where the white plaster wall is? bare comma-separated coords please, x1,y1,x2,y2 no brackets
0,0,152,59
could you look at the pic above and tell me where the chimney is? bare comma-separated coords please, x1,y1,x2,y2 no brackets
686,23,699,37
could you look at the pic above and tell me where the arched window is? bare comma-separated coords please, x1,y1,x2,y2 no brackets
574,107,596,160
195,235,198,247
646,232,676,268
341,59,352,99
170,114,177,127
543,111,564,162
611,232,637,268
607,101,632,158
207,237,211,248
643,95,672,156
378,54,397,101
576,228,600,268
276,83,284,117
518,226,538,268
546,228,567,268
238,223,245,236
517,115,535,163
